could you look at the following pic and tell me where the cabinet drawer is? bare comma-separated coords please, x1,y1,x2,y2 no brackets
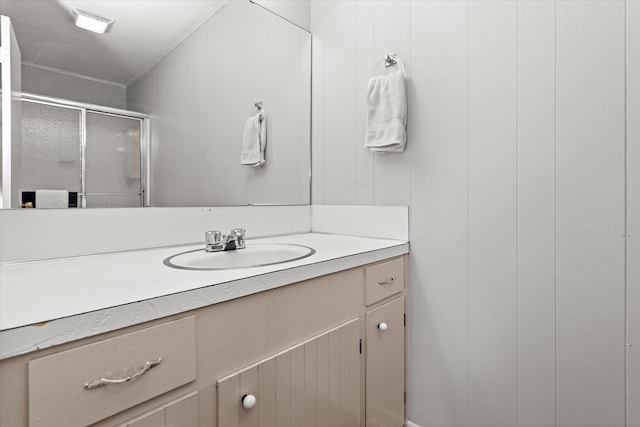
28,316,196,427
365,257,404,305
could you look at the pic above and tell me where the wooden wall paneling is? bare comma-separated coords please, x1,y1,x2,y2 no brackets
467,2,518,426
303,340,317,427
354,1,376,205
275,352,292,427
366,297,405,427
310,0,326,204
555,1,626,425
626,2,640,425
239,367,259,427
515,2,557,426
408,1,469,425
371,0,411,206
217,374,241,427
258,358,276,427
290,346,305,426
322,1,357,204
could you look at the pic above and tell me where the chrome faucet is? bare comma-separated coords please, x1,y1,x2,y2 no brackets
205,229,246,252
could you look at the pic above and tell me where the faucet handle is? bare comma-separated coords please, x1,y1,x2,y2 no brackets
231,228,246,249
205,230,221,245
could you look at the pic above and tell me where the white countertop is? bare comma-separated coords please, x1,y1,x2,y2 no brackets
0,233,408,359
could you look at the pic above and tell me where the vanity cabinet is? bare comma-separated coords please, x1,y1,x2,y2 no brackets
120,391,198,427
217,318,361,427
366,297,406,427
0,254,407,427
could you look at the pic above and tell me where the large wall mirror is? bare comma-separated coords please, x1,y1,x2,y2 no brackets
0,0,311,209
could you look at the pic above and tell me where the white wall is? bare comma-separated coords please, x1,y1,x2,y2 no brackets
21,63,126,109
252,0,310,31
310,1,637,426
127,0,311,207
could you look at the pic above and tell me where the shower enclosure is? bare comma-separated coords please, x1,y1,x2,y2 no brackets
20,94,148,208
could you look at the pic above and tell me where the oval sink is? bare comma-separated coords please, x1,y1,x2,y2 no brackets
163,243,315,271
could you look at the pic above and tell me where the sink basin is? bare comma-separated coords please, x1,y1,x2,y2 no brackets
163,243,315,271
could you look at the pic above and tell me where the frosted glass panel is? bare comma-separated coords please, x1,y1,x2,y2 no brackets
85,195,142,208
21,102,81,192
85,112,141,195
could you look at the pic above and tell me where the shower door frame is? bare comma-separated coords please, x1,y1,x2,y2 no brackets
21,92,150,208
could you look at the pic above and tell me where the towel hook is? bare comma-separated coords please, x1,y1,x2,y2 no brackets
254,101,264,112
384,54,398,67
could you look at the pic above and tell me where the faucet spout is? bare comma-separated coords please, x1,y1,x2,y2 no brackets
205,228,246,252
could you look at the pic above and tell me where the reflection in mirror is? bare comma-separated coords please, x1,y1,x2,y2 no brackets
0,0,311,209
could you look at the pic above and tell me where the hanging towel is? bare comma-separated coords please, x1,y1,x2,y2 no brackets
35,189,68,208
365,70,407,152
241,113,267,168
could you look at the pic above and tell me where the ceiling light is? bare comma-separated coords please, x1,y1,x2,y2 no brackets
70,8,114,34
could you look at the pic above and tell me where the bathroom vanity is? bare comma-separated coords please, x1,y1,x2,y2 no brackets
0,233,409,427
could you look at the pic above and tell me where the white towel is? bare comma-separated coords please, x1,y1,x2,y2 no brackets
365,70,407,152
35,189,68,208
241,113,267,168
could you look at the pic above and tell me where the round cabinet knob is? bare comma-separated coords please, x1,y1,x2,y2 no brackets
242,394,257,410
377,322,388,331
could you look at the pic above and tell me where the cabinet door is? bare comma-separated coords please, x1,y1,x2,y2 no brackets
366,297,405,427
122,391,198,427
218,318,361,427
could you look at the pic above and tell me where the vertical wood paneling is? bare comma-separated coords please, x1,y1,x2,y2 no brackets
310,0,326,204
372,0,412,206
217,320,360,426
316,334,329,427
218,374,241,427
290,346,305,426
275,352,291,427
258,359,276,427
323,1,357,204
240,367,259,427
339,325,350,426
327,329,341,426
408,1,469,426
349,321,361,426
354,0,375,205
516,2,557,426
627,3,640,425
304,341,317,426
366,297,405,427
468,2,518,426
311,2,632,426
556,2,626,425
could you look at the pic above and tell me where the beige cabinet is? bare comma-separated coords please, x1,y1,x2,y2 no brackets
0,255,407,427
120,391,198,427
217,318,361,427
366,297,406,427
28,316,197,427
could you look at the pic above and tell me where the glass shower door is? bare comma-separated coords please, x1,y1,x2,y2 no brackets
20,101,82,197
85,112,142,207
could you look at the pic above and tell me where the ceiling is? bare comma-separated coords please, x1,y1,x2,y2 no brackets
1,0,226,86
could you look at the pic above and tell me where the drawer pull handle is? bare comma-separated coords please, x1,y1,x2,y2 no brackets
84,358,163,390
378,322,388,331
378,276,396,286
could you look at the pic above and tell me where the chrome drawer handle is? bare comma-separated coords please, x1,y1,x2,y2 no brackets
84,358,163,390
378,276,396,286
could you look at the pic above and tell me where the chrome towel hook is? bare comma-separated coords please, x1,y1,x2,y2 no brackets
254,101,264,112
384,54,399,67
